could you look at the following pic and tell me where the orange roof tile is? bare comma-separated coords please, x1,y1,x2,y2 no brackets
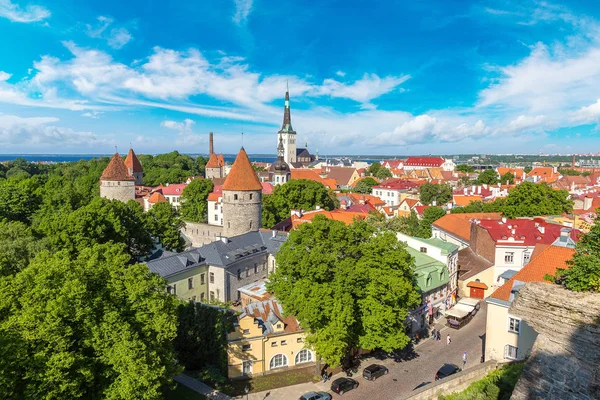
490,245,575,301
453,195,483,207
124,148,143,173
292,210,368,227
148,192,167,204
432,212,502,242
206,152,221,168
290,169,337,189
101,153,134,181
222,147,262,191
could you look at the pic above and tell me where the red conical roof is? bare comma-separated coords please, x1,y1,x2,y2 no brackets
222,147,262,191
101,153,135,181
206,152,221,168
124,148,143,173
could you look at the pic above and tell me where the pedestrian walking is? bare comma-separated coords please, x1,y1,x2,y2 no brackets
437,330,441,341
431,329,437,340
322,371,328,383
462,351,467,369
447,334,451,345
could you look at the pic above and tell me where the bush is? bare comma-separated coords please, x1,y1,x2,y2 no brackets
439,362,524,400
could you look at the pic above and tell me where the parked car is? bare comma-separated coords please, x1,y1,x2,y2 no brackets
299,391,332,400
330,377,359,395
435,363,461,380
413,381,431,390
362,364,389,381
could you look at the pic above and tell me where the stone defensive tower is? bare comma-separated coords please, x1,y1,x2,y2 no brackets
222,147,262,237
100,153,136,202
124,148,143,185
206,132,225,179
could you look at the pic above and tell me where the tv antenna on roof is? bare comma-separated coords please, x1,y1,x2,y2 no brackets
115,145,118,154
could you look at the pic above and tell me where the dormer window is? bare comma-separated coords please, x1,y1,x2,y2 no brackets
276,323,282,329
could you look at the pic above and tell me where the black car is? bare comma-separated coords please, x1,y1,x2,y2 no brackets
362,364,389,381
330,377,359,395
435,363,461,380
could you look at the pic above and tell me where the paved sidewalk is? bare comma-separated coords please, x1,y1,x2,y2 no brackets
174,374,233,400
243,303,487,400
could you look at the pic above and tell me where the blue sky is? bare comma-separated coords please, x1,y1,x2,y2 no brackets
1,0,600,155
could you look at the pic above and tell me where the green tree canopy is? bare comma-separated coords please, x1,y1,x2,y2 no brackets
0,178,42,222
374,167,392,180
555,214,600,292
146,202,185,252
419,183,452,206
366,162,382,177
455,164,474,173
179,178,214,223
353,177,378,194
418,206,447,238
476,169,499,185
262,179,338,228
558,168,581,176
0,244,180,399
0,220,47,276
267,216,421,367
500,172,515,185
501,182,572,218
137,152,207,186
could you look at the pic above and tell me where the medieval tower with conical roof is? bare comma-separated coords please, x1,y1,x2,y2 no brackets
222,147,262,237
124,148,143,185
205,132,225,179
100,153,136,202
279,88,296,165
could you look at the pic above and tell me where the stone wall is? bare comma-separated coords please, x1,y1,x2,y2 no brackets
509,282,600,400
401,360,498,400
205,167,222,179
222,189,262,237
224,253,269,302
100,180,135,202
181,221,223,247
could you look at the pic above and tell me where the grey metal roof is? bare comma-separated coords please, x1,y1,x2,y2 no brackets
499,269,519,280
147,230,288,278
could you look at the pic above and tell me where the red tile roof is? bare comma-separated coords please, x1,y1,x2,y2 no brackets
453,195,483,207
124,148,143,173
292,210,368,227
206,152,222,168
261,182,274,195
290,169,337,189
433,212,503,242
373,179,419,190
101,153,135,181
404,157,445,167
414,205,429,215
158,183,188,196
222,147,263,191
490,245,575,301
477,218,581,246
148,192,167,203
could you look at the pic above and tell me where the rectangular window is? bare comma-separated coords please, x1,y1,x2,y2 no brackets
242,360,252,375
523,252,531,264
214,203,218,210
200,273,205,285
166,286,172,294
508,317,520,334
210,272,214,283
504,344,518,360
188,277,193,290
504,252,514,263
297,338,303,343
243,329,250,334
420,247,427,253
210,291,215,301
242,344,251,351
281,340,287,346
214,214,218,221
271,342,277,347
254,264,258,274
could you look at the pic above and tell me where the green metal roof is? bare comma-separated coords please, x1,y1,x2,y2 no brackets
405,247,450,292
412,236,459,254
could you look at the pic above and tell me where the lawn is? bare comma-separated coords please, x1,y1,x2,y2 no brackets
163,382,208,400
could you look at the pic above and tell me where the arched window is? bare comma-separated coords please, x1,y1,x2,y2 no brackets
269,354,288,369
234,194,238,200
295,349,313,365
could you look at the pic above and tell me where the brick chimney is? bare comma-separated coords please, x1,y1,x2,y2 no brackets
209,132,214,154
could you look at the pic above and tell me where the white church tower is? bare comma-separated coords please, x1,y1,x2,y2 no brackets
278,87,296,165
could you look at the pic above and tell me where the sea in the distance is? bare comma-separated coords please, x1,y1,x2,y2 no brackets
0,154,387,164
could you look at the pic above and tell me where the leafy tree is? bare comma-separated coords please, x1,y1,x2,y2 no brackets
180,178,214,223
147,202,185,252
262,179,338,228
553,214,600,292
500,172,515,185
375,167,392,180
138,152,207,186
455,164,474,173
268,216,421,367
582,171,591,177
365,211,422,237
458,175,474,187
174,302,235,373
0,244,180,399
353,177,378,194
524,166,532,174
477,169,499,185
0,220,47,276
418,206,446,238
419,183,452,206
0,178,42,222
36,198,154,258
558,168,581,176
501,182,572,218
367,162,382,177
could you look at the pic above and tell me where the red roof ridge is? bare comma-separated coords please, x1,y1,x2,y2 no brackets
124,148,143,173
101,153,135,181
222,147,262,191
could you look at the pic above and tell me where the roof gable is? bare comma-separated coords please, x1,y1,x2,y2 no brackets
222,147,262,191
124,148,143,173
101,153,135,181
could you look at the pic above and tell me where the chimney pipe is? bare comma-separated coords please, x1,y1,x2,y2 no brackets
209,132,214,154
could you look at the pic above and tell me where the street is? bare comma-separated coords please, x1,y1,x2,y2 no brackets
246,302,487,400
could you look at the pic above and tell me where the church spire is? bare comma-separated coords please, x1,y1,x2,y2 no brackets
278,133,285,158
280,87,295,133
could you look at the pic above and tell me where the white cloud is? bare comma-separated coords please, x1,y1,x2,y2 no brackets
81,111,104,119
161,118,206,146
0,71,11,81
232,0,253,25
503,115,548,133
336,71,346,77
85,16,133,49
0,0,50,23
316,73,410,105
571,99,600,124
0,114,106,147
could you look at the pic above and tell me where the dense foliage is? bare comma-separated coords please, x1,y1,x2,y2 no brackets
366,162,393,179
353,177,379,194
180,178,214,223
138,151,207,186
440,362,524,400
419,183,452,206
0,244,181,399
262,179,338,228
553,213,600,292
365,207,446,239
477,169,499,185
500,172,515,185
455,164,475,173
268,216,421,367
